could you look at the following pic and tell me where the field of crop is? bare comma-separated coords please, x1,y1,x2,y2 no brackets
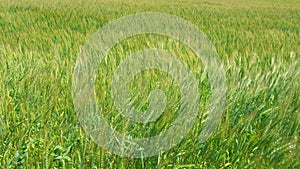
0,0,299,168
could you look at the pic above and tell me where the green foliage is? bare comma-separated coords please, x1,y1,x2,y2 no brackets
0,0,299,168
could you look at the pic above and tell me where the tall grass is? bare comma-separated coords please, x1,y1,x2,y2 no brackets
0,0,299,168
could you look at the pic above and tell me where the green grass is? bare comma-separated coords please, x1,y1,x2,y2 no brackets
0,0,299,168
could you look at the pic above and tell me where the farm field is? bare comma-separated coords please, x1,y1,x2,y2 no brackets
0,0,299,168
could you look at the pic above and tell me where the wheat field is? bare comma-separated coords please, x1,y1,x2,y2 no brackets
0,0,299,168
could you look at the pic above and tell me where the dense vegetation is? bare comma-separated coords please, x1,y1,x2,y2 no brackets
0,0,299,168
